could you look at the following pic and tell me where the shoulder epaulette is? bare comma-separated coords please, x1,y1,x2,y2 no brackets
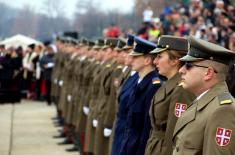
117,65,123,69
106,64,111,68
152,77,161,85
218,92,234,105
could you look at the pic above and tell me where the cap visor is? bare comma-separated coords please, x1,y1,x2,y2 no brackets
129,51,144,56
123,45,133,50
102,45,111,50
179,55,204,62
93,45,101,49
150,47,168,54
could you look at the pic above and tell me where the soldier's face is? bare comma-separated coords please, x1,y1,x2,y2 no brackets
131,56,146,72
179,61,206,95
125,54,133,66
153,51,178,78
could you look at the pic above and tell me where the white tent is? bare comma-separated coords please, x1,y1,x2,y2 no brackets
0,34,42,50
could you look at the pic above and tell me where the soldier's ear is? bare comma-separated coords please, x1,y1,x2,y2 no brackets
204,67,214,81
145,56,153,65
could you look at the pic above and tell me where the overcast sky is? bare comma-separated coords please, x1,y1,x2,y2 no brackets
1,0,134,18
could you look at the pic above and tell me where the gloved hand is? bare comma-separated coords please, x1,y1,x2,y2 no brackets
67,95,72,102
103,128,112,137
59,80,63,86
92,119,98,128
83,106,89,115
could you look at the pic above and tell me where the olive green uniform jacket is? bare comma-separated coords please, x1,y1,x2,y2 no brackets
145,73,195,155
172,82,235,155
94,61,115,155
84,61,106,153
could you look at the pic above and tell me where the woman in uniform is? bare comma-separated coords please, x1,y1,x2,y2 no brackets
145,35,195,155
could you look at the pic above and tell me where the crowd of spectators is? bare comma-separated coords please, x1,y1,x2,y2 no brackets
136,0,235,51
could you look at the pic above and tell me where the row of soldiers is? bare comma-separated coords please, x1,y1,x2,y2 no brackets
50,34,235,155
51,36,136,155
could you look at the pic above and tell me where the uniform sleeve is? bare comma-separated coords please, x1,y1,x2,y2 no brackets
203,105,235,155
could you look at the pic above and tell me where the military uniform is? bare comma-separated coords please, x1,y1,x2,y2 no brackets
111,34,137,155
111,71,138,155
145,36,196,155
84,61,105,153
84,39,105,154
173,82,235,155
145,73,195,155
93,38,121,155
119,37,163,155
93,60,115,155
172,36,235,155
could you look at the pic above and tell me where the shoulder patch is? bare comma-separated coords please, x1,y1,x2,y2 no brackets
218,92,234,105
152,77,161,85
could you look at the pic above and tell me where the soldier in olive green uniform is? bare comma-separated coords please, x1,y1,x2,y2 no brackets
144,36,195,155
74,41,98,153
102,39,128,154
58,39,79,143
51,37,62,106
93,38,119,155
64,39,80,127
84,39,106,155
172,36,235,155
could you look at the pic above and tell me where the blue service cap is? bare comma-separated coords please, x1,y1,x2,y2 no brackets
130,37,157,56
123,34,135,50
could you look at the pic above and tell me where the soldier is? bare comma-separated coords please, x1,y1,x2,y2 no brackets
172,36,235,155
119,37,163,155
84,38,105,155
102,38,131,155
111,34,139,155
93,38,119,155
144,35,195,155
56,37,80,144
70,40,97,152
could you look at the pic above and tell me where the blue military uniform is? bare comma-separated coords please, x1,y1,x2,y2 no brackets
119,71,163,155
119,37,164,155
111,34,137,155
111,72,139,155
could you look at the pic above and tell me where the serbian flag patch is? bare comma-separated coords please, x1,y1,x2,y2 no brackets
216,127,232,147
175,103,187,118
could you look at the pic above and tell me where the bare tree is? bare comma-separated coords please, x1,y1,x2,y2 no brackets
41,0,65,18
11,5,38,37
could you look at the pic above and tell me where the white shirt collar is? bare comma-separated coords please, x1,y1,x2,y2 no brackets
196,89,210,101
131,70,136,76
